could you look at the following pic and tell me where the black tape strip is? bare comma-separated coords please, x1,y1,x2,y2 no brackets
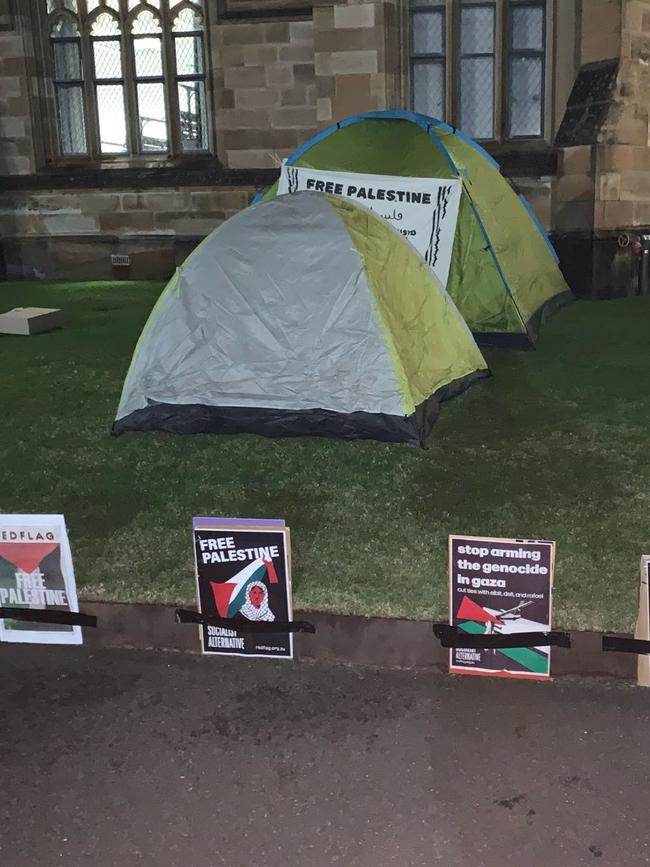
175,608,316,634
433,624,571,649
0,608,97,628
602,635,650,655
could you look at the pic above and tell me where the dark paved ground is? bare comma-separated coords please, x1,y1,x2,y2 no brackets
2,646,650,867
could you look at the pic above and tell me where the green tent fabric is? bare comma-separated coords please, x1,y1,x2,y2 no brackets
259,110,572,347
113,191,488,446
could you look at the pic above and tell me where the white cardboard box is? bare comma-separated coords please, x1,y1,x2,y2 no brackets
0,307,63,335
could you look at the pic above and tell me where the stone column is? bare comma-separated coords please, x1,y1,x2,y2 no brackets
313,0,401,128
554,0,650,296
590,0,650,295
594,0,650,234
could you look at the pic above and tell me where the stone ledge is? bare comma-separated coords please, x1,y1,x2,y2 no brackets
0,147,559,190
0,165,278,192
217,2,312,22
78,600,637,679
488,146,558,177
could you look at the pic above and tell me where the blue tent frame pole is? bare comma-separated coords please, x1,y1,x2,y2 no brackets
253,109,508,202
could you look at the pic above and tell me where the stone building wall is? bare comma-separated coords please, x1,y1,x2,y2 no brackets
1,3,317,279
2,0,647,292
0,0,556,282
313,0,401,126
580,0,622,64
594,0,650,231
0,186,254,280
210,17,317,168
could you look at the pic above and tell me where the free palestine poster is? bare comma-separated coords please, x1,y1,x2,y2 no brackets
193,518,293,659
0,514,82,645
449,535,555,680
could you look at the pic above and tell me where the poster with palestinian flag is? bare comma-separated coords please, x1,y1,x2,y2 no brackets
0,515,82,645
193,517,293,659
449,535,555,680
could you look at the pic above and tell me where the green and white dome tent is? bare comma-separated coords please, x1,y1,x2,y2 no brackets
257,110,572,348
113,191,488,446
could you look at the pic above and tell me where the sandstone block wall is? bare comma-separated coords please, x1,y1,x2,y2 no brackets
554,0,650,233
210,18,317,168
580,0,622,65
554,145,595,232
314,0,401,126
594,0,650,231
0,6,37,176
0,0,630,286
551,0,650,294
0,187,255,280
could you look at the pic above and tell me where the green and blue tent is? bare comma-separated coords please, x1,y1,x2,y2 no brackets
258,110,572,347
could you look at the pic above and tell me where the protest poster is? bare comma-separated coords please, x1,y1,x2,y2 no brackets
448,535,555,680
193,517,293,659
0,514,82,645
277,164,462,288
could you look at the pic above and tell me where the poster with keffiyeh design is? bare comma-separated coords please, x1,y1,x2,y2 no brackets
193,518,293,659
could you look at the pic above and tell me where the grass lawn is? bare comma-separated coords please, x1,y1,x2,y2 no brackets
1,280,649,631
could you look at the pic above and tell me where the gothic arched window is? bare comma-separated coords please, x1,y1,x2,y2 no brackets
46,0,209,158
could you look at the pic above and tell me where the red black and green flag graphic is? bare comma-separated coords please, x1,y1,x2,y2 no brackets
0,520,81,642
455,597,549,676
449,536,554,680
0,542,72,633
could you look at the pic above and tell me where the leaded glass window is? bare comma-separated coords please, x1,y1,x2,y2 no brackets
409,0,548,142
45,0,210,158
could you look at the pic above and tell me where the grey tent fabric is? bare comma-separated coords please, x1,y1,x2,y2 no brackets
116,193,403,422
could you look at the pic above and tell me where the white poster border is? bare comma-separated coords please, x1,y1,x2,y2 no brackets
192,520,294,661
0,514,82,645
